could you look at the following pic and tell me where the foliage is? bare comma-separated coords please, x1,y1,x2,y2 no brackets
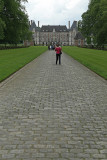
0,0,5,39
63,46,107,79
80,0,107,46
0,0,32,44
0,46,48,82
78,20,82,31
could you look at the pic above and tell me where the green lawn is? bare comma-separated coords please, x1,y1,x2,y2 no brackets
63,46,107,80
0,46,48,82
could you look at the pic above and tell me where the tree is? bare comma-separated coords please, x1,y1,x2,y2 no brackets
78,20,82,31
0,0,5,39
81,0,107,47
96,0,107,46
0,0,32,44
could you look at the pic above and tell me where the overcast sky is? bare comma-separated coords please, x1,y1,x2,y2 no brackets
24,0,89,27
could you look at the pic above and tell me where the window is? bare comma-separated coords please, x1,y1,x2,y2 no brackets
53,28,55,32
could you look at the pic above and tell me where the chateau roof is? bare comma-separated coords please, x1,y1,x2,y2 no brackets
74,32,84,40
29,21,36,31
40,25,68,32
71,21,78,31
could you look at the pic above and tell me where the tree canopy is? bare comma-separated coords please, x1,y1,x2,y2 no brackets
80,0,107,46
0,0,5,39
0,0,32,44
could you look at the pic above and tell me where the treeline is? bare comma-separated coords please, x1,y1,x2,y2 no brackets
0,0,32,46
78,0,107,48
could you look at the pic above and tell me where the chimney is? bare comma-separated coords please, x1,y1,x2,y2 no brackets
68,21,70,29
31,20,33,24
38,21,39,27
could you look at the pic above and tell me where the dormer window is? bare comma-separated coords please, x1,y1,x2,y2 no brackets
53,28,55,32
33,28,35,32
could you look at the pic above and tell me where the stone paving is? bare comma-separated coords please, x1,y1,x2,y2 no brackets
0,50,107,160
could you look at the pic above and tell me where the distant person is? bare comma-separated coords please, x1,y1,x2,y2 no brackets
53,45,55,50
55,44,62,65
48,45,50,50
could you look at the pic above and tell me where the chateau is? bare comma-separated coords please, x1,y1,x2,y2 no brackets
27,20,84,46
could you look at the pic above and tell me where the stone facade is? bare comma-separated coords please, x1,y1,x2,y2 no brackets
74,32,85,47
29,20,84,46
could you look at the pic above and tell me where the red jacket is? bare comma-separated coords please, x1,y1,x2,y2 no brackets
55,47,61,54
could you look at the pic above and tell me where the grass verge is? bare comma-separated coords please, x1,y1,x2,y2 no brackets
63,46,107,80
0,46,48,82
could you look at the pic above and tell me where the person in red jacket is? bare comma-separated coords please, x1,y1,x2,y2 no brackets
55,44,62,65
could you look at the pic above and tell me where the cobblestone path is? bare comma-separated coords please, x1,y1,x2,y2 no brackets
0,50,107,160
